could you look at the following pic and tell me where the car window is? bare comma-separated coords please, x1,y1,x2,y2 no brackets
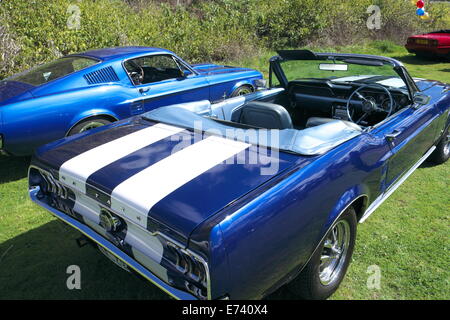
7,56,98,86
124,55,185,86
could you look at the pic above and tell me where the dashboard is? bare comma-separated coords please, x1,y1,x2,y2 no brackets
288,79,411,126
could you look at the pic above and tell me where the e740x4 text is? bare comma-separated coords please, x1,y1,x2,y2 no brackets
182,304,269,317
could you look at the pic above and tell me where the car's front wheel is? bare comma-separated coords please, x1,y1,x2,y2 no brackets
68,117,113,136
289,206,357,300
428,126,450,165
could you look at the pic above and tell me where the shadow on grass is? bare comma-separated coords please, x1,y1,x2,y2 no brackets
390,54,446,66
0,220,169,299
265,286,301,300
0,156,30,184
0,218,300,300
420,159,441,169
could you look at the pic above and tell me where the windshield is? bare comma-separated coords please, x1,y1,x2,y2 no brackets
6,56,99,86
281,59,408,89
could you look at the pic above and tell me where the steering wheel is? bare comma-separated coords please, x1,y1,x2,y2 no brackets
346,84,394,125
126,60,144,85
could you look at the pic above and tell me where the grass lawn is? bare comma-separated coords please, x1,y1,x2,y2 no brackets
0,44,449,300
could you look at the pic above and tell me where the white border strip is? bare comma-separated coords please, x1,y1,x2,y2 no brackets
360,145,436,223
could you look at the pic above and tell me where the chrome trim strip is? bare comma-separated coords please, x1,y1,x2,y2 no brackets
29,167,187,248
29,186,199,300
30,166,213,299
359,145,436,223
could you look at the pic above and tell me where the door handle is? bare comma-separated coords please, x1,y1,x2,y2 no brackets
386,130,401,142
139,88,150,94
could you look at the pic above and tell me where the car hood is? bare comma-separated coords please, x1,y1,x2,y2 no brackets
32,118,305,241
415,78,450,91
0,80,34,106
191,63,253,76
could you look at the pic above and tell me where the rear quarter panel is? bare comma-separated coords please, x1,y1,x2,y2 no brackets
1,84,135,155
206,70,263,102
215,133,391,299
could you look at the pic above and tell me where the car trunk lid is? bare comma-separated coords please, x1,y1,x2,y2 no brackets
0,80,34,105
35,119,305,242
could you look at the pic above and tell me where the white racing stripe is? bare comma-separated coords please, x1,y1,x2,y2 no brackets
111,135,251,229
59,123,185,193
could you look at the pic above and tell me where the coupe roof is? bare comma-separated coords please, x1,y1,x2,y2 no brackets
75,46,173,61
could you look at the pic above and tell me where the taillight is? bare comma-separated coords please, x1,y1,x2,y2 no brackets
29,168,68,199
40,170,68,198
166,242,208,298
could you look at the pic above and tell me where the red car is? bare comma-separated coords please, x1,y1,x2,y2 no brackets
406,29,450,58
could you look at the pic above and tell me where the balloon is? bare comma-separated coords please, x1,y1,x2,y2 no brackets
416,8,425,16
420,12,431,20
416,0,425,9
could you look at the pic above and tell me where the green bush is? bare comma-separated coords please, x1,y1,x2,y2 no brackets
0,14,21,76
0,0,449,79
255,0,332,48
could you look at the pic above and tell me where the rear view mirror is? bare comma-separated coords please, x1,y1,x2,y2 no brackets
319,63,348,71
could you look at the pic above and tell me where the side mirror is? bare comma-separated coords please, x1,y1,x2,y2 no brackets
413,92,431,106
182,70,192,78
255,79,267,90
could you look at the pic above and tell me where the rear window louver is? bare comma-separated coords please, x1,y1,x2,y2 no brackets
84,66,119,84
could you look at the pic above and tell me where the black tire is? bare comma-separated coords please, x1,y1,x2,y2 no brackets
231,85,253,97
68,117,113,136
428,126,450,165
288,207,357,300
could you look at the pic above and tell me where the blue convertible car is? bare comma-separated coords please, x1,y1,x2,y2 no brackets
29,50,449,300
0,46,263,156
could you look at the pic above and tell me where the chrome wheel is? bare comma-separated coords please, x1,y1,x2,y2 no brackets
79,121,106,133
232,86,253,97
319,220,351,285
444,132,450,156
237,87,252,96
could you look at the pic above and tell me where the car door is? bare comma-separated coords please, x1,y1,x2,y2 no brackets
123,54,210,112
370,100,440,189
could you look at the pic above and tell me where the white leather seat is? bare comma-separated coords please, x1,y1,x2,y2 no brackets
306,117,361,131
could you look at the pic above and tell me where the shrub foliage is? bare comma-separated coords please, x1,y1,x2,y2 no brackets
0,0,449,78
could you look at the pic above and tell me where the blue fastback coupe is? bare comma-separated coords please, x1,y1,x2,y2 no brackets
0,46,263,156
29,50,449,300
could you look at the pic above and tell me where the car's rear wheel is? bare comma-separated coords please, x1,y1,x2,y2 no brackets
231,85,253,97
428,126,450,165
68,117,113,136
288,206,357,300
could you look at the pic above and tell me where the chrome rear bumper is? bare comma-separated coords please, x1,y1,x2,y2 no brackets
29,186,198,300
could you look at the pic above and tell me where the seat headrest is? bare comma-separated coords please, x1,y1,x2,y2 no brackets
232,101,293,130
